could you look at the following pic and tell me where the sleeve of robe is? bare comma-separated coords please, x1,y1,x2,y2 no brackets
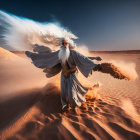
25,50,62,78
25,50,60,68
43,63,62,78
71,50,98,78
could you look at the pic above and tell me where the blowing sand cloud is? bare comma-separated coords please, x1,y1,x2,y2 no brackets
0,10,77,51
108,60,138,80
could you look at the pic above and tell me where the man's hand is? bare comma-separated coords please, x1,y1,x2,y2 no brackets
95,56,102,61
93,64,102,71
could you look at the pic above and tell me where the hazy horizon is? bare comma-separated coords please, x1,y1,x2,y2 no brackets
1,46,140,52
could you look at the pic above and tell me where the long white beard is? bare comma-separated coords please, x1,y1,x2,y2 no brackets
58,46,70,64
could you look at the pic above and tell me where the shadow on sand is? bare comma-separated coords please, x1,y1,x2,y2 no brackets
0,88,41,132
1,84,140,140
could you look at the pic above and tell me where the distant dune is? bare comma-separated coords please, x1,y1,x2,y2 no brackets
9,49,140,55
90,50,140,54
11,51,25,54
10,49,140,54
0,47,21,61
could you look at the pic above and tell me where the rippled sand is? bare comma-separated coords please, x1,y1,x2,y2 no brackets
88,52,140,113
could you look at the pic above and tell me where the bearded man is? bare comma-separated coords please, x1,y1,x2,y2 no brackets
25,39,102,111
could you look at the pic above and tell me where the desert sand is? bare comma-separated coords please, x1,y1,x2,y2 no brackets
0,47,140,140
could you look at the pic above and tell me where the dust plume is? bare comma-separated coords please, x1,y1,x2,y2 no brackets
76,45,90,56
85,82,101,100
94,62,132,80
0,10,77,51
107,60,138,80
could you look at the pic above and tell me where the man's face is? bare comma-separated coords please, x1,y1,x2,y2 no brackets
63,40,69,47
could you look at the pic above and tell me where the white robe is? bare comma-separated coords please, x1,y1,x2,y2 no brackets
25,46,97,108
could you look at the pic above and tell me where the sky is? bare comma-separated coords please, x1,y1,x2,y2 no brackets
0,0,140,50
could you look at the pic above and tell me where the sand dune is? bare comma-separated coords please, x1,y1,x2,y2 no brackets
0,47,19,60
0,47,47,101
0,48,140,140
0,84,140,140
